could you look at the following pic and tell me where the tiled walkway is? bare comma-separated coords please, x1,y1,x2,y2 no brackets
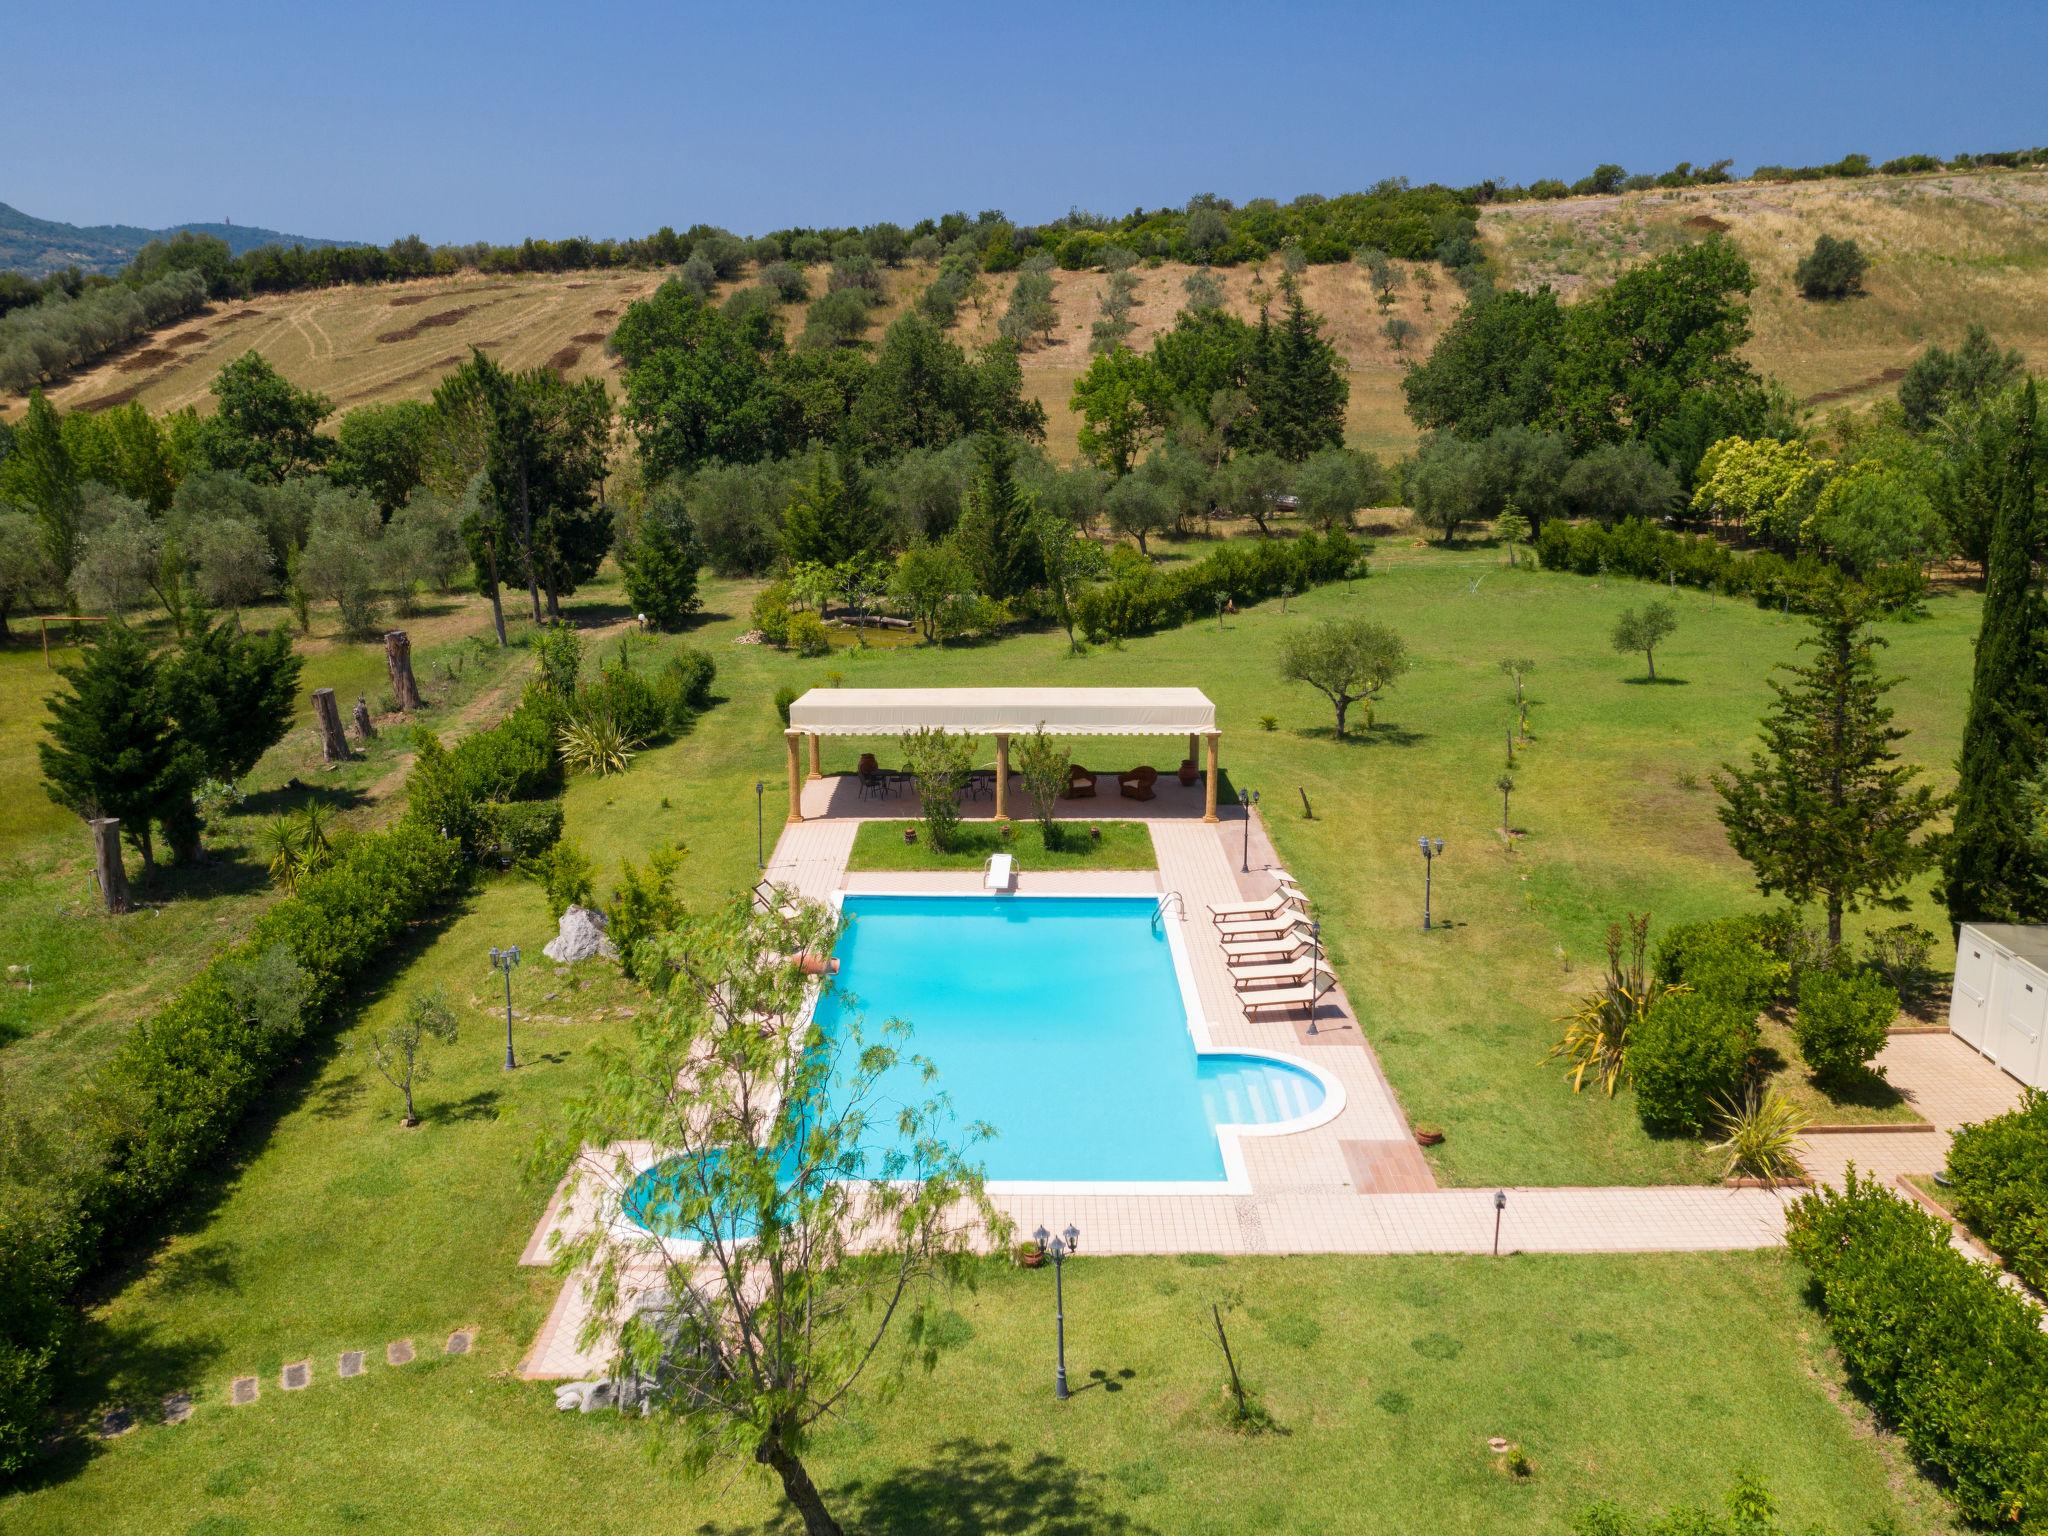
1800,1032,2025,1189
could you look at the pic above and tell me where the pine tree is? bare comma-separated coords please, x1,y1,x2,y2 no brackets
0,391,82,584
38,622,197,873
1246,280,1348,462
781,447,894,571
162,594,303,784
1715,589,1943,946
619,483,704,631
955,434,1043,600
1943,378,2048,923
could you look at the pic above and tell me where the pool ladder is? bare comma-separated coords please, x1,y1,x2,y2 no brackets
1153,891,1185,932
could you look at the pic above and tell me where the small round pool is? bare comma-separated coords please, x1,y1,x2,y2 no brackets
1196,1053,1328,1127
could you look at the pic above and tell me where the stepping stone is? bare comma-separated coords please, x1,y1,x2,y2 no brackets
230,1376,259,1406
161,1393,193,1426
386,1339,414,1366
337,1350,365,1379
444,1329,473,1357
281,1360,311,1391
98,1406,133,1438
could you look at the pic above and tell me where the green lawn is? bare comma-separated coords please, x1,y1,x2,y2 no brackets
847,818,1158,871
0,545,1985,1531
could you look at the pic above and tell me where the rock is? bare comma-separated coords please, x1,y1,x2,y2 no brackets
555,1380,604,1411
543,905,619,965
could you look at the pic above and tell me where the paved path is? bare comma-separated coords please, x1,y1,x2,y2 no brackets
1799,1032,2024,1189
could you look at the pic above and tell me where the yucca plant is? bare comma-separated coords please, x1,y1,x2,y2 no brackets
1711,1086,1809,1186
1549,914,1678,1096
263,816,307,894
558,708,640,777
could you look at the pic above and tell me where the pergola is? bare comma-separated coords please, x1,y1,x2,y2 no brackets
783,686,1222,824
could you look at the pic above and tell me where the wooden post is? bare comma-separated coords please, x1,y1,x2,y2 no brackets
786,732,805,824
1203,733,1220,822
90,818,128,915
384,631,423,711
807,733,822,781
352,696,376,742
994,733,1010,821
312,688,351,761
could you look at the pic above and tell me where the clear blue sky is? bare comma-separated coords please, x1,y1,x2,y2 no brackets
13,0,2044,244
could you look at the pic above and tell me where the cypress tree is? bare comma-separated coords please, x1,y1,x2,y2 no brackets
955,434,1043,601
161,593,303,784
1943,379,2048,924
1246,280,1348,462
0,391,81,583
1715,586,1943,947
38,622,197,873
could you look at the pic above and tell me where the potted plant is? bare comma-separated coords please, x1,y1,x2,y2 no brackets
903,825,918,845
1089,825,1102,843
1001,821,1016,841
1015,1239,1046,1269
1413,1121,1445,1147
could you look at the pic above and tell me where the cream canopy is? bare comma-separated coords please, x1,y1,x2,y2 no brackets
787,686,1216,738
781,687,1222,824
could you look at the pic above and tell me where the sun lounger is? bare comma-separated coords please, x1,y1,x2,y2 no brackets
1216,909,1316,940
1220,928,1317,963
984,852,1016,892
1231,958,1321,990
1241,978,1335,1016
1209,886,1309,925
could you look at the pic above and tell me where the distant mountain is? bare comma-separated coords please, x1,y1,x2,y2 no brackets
0,201,357,277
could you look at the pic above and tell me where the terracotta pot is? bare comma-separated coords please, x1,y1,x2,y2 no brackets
903,827,917,844
1016,1245,1046,1269
1413,1125,1445,1147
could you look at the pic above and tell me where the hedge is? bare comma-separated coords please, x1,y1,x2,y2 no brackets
0,693,559,1476
1786,1172,2048,1529
1630,993,1756,1136
1533,517,1926,611
1075,529,1364,644
1947,1091,2048,1293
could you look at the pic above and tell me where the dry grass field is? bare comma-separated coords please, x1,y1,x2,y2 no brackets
6,169,2044,460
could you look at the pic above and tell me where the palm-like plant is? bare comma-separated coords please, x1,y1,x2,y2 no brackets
558,708,640,777
1711,1086,1810,1186
1549,914,1679,1096
264,815,307,894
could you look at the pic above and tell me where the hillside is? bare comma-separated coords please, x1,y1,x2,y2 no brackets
0,200,352,277
7,168,2045,459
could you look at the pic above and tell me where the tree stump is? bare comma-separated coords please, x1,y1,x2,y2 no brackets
312,688,351,761
352,695,376,742
385,631,424,712
90,818,129,914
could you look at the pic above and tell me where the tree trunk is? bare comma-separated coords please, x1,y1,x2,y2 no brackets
1827,896,1843,951
518,471,542,623
352,696,377,742
1646,647,1656,681
483,539,508,647
312,688,351,762
756,1433,842,1536
1332,698,1348,739
384,631,423,711
91,817,129,914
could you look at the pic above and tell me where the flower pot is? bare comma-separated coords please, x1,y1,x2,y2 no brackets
1089,826,1102,842
903,827,917,844
1015,1243,1046,1269
1413,1123,1445,1147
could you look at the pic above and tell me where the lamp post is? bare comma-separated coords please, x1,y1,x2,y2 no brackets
1493,1189,1507,1256
1239,787,1260,873
1033,1223,1080,1400
1417,837,1444,931
755,780,766,869
489,945,520,1070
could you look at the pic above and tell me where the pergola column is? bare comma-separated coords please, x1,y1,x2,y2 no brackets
786,731,805,823
994,733,1010,820
807,733,822,780
1186,732,1198,770
1203,732,1221,822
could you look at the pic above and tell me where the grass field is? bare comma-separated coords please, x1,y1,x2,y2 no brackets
846,818,1158,871
13,168,2040,463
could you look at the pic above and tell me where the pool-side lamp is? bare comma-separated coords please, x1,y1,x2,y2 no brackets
490,945,521,1070
1239,788,1260,873
1417,837,1445,931
1033,1222,1081,1400
1493,1189,1507,1256
755,780,766,869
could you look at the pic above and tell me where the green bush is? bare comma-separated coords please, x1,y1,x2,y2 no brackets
1946,1091,2048,1292
660,646,717,711
526,838,597,920
774,684,802,727
787,610,832,657
1786,1172,2048,1529
478,799,564,864
1630,993,1757,1136
751,580,794,645
1652,914,1790,1011
1793,968,1897,1082
1075,530,1362,644
1534,515,1925,612
585,664,665,745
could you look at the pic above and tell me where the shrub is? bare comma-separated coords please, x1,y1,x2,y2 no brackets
1860,921,1936,1006
787,610,832,657
751,581,794,645
525,838,597,921
1075,530,1362,644
1794,233,1869,300
1631,993,1757,1136
1532,515,1923,613
774,684,802,727
1946,1091,2048,1292
1710,1086,1808,1185
477,799,564,864
584,663,666,745
1652,915,1790,1011
607,846,684,984
661,646,716,711
1793,968,1897,1083
1786,1171,2048,1528
558,708,640,777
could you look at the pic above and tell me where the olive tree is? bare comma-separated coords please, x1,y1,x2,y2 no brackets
549,893,997,1536
1611,600,1679,680
1013,725,1072,848
365,990,459,1127
900,726,979,850
1279,617,1410,738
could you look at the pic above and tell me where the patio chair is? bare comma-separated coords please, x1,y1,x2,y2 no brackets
857,764,887,799
1064,764,1098,799
1209,885,1309,925
1118,765,1158,802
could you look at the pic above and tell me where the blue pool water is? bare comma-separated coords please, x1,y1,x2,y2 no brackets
816,894,1324,1183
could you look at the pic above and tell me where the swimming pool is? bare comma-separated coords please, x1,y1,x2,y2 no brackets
814,893,1334,1187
